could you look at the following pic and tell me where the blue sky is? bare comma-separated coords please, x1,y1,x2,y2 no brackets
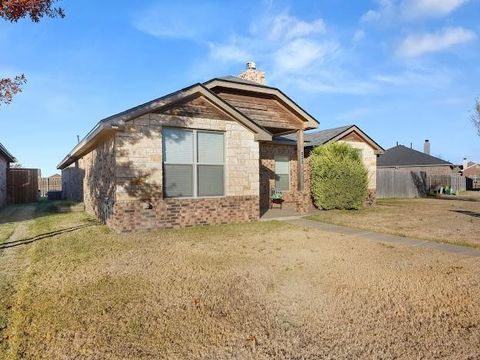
1,0,479,176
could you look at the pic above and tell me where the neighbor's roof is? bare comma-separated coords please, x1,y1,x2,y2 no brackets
378,145,452,167
274,125,384,153
58,76,320,170
0,142,16,162
465,161,477,169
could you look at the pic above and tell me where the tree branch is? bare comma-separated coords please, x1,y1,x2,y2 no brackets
0,75,27,105
0,0,64,23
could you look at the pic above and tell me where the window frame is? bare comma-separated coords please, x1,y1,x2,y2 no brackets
162,127,225,198
274,154,290,192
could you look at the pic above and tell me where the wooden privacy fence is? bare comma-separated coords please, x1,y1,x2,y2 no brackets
427,174,466,193
7,168,40,204
377,169,466,198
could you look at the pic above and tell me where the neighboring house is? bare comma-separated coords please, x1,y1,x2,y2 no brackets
462,159,480,178
39,173,62,197
462,160,480,190
58,63,320,231
0,142,16,208
275,125,384,196
378,141,455,175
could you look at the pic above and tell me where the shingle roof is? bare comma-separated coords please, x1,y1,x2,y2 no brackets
304,125,354,146
276,125,353,145
0,142,15,162
378,145,452,167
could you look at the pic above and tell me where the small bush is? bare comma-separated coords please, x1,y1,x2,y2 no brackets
310,142,368,210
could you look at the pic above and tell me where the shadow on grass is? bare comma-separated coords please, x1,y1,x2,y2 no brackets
0,201,84,225
451,210,480,218
431,195,480,203
0,223,95,250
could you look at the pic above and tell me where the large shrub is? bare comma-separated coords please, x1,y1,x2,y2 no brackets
310,142,368,210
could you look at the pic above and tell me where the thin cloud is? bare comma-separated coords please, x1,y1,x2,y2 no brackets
402,0,470,19
131,2,224,41
361,0,396,23
353,29,366,42
274,39,339,73
207,43,251,63
361,0,470,23
396,27,476,57
269,14,326,40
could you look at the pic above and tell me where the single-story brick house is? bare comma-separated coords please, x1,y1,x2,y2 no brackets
378,142,455,175
58,64,381,231
0,142,16,208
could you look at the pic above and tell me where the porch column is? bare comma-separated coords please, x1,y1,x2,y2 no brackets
297,129,304,191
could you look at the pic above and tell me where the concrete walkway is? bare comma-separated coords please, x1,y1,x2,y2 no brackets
283,218,480,258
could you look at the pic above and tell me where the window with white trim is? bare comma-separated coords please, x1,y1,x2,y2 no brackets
274,155,290,191
163,127,224,198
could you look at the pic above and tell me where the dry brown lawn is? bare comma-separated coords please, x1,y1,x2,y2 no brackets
309,195,480,248
0,202,479,359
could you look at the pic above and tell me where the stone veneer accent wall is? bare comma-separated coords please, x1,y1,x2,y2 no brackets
0,155,7,207
260,143,312,213
82,138,116,223
338,140,378,191
108,112,260,231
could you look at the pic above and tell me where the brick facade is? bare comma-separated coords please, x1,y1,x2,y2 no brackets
260,143,312,213
0,155,7,208
110,196,259,232
82,137,116,223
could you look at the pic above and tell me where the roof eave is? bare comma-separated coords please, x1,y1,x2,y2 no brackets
58,83,273,169
57,121,122,170
0,143,16,163
305,125,384,153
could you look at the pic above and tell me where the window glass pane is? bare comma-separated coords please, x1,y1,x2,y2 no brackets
275,155,289,191
163,128,193,163
275,155,289,174
198,165,224,196
276,174,289,191
198,132,224,164
164,164,193,197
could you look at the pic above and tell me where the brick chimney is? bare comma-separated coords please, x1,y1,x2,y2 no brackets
239,61,265,85
424,140,430,155
463,158,469,170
